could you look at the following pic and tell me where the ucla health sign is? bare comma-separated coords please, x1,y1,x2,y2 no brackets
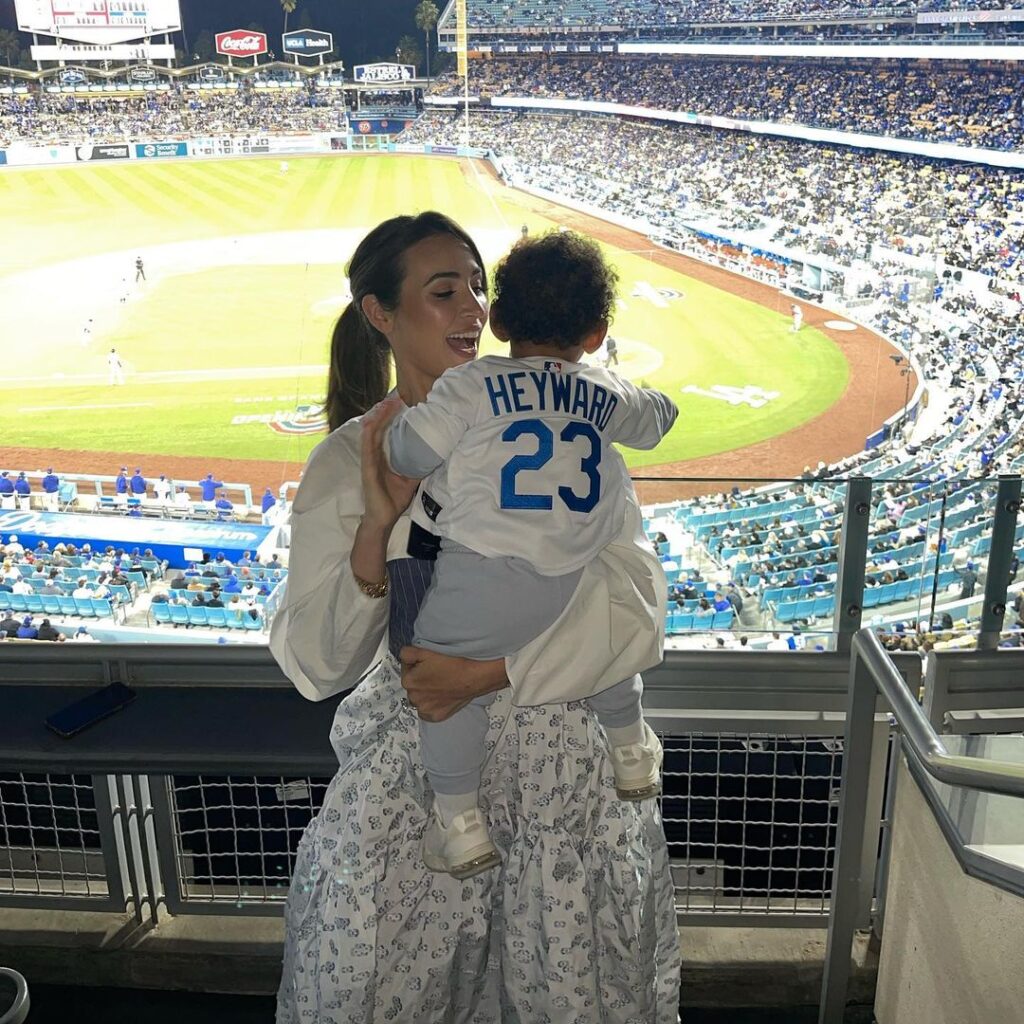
135,142,188,159
282,29,333,56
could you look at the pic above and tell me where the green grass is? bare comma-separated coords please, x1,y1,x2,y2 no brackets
0,155,848,467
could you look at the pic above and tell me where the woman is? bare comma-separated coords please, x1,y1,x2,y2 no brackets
270,212,680,1022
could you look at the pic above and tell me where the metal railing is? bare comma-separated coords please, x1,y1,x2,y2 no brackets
819,628,1024,1023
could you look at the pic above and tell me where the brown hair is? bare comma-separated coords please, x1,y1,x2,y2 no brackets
490,230,617,351
324,211,487,432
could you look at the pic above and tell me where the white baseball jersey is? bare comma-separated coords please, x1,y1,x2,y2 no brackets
389,354,678,575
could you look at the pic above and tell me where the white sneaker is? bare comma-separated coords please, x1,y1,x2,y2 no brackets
422,806,501,879
610,723,663,801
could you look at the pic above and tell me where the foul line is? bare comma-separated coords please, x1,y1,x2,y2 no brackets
18,401,156,412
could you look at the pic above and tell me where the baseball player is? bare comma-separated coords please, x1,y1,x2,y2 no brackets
604,334,620,366
107,348,125,386
790,303,803,332
387,232,677,879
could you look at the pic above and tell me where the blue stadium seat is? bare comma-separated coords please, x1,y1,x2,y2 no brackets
188,606,209,627
41,596,62,616
711,610,734,629
91,599,113,619
243,615,262,631
24,594,44,614
9,594,28,613
169,605,190,627
58,596,78,616
206,608,228,628
74,598,96,618
151,603,172,625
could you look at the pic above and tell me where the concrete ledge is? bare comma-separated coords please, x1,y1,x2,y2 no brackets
1,911,877,1007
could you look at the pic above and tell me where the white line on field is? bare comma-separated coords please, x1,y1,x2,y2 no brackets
19,402,156,412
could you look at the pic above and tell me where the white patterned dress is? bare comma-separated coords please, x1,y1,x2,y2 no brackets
275,559,681,1023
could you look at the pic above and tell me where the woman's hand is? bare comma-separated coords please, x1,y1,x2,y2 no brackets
360,396,420,531
400,646,509,722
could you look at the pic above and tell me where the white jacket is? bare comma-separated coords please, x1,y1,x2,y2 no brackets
269,415,667,707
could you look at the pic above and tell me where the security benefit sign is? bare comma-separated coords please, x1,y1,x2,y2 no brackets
75,143,131,161
282,29,333,57
135,142,188,158
354,62,415,83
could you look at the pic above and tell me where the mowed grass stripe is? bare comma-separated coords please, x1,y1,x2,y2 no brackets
0,154,852,467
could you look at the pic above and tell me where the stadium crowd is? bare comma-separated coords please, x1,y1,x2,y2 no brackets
460,0,1012,30
401,109,1024,280
0,83,348,146
431,57,1023,150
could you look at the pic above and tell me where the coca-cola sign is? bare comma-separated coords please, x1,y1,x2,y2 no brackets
215,30,268,57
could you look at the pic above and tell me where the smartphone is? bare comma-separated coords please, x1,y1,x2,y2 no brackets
45,682,137,738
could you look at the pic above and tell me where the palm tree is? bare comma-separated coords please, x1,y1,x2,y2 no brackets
414,0,439,80
281,0,298,37
0,29,21,69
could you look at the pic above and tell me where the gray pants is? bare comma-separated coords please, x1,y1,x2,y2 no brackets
416,545,645,796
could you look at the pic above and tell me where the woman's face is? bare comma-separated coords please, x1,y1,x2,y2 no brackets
376,233,488,405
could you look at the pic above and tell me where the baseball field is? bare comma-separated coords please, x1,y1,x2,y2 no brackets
0,153,903,492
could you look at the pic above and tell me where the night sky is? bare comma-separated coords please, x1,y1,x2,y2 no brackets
0,0,433,70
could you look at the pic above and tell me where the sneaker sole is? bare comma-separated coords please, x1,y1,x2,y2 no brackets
423,843,501,879
616,780,663,801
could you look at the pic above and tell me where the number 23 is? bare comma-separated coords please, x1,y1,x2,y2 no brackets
500,418,602,513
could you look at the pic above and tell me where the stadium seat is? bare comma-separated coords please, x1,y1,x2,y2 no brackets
188,606,209,627
243,615,262,631
8,595,27,613
711,610,734,629
24,594,44,614
41,596,62,616
206,608,228,628
169,605,190,627
91,599,113,619
57,596,78,616
151,604,172,625
74,598,96,618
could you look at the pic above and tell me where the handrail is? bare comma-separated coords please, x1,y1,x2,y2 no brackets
0,968,29,1024
853,628,1024,797
819,629,1024,1023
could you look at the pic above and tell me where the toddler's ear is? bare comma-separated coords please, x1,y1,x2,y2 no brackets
581,320,609,355
488,306,510,343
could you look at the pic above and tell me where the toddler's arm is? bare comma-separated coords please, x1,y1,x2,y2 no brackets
387,365,475,478
609,382,678,450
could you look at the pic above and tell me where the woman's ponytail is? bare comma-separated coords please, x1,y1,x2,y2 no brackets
324,302,391,433
323,211,487,433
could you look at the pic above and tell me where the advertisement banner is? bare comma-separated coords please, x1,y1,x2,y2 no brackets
215,30,268,58
190,136,271,157
352,118,412,135
353,62,415,83
282,29,334,56
4,143,77,166
0,151,5,166
76,143,131,161
918,9,1024,22
267,135,332,154
135,141,188,158
31,42,175,61
429,145,459,155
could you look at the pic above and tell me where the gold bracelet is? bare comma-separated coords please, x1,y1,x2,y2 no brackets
354,572,389,599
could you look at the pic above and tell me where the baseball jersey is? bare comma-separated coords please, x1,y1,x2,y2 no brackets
389,354,678,575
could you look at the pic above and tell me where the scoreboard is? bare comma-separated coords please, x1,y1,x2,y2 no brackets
15,0,182,44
